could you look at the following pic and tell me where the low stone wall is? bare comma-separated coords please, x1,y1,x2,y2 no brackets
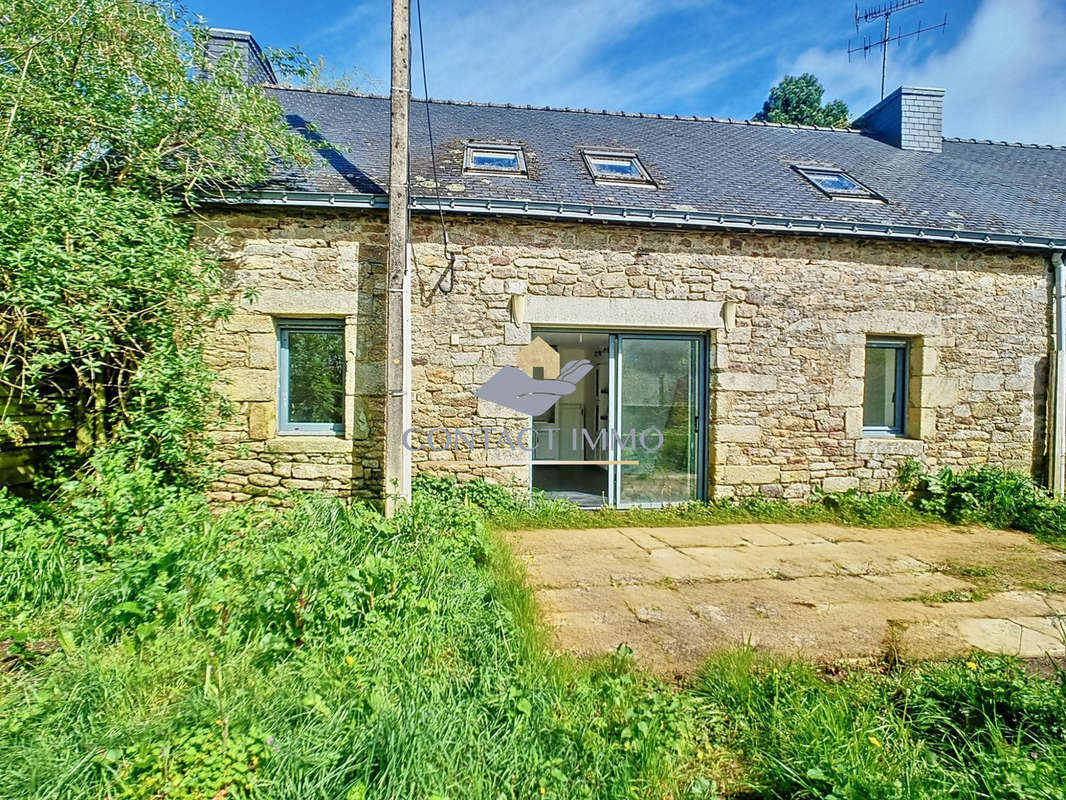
202,206,1050,502
0,392,74,491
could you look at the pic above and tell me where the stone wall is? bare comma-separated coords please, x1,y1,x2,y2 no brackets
203,206,1050,502
200,211,387,502
0,392,74,491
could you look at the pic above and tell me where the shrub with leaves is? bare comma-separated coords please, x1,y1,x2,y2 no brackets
911,464,1066,544
0,0,309,478
0,473,696,799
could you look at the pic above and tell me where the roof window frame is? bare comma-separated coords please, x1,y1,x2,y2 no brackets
581,149,656,187
792,165,885,202
463,143,527,176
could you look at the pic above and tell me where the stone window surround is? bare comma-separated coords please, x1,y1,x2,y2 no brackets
832,310,953,458
240,289,368,450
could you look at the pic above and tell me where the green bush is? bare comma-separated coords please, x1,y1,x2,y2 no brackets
0,0,311,480
411,473,528,516
912,464,1066,543
813,487,921,526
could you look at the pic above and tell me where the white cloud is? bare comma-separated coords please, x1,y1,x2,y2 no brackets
310,0,796,112
408,0,707,108
300,0,1064,144
790,0,1066,144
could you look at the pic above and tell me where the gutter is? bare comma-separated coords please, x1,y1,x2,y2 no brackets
208,191,1066,252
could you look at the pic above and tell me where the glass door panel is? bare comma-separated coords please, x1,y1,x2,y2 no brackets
614,335,704,507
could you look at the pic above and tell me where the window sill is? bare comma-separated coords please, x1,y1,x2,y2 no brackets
861,429,906,438
266,436,352,454
855,437,924,457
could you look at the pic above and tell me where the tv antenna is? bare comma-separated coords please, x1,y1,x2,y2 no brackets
848,0,947,100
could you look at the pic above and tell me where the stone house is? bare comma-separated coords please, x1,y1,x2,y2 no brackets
202,29,1066,508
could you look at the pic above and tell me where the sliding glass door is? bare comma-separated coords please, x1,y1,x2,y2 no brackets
529,329,707,508
610,334,706,507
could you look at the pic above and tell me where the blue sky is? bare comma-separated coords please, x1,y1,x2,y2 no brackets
193,0,1066,145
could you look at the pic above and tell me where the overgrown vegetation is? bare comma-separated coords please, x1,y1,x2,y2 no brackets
696,649,1066,799
0,470,698,799
413,462,1066,549
413,474,932,531
3,468,1065,799
0,0,309,477
905,463,1066,545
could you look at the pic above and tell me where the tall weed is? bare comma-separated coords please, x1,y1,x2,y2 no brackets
0,472,696,800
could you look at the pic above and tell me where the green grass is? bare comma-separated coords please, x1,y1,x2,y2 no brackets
908,589,989,604
694,649,1066,799
2,469,1066,798
450,484,932,532
490,495,930,532
0,481,698,799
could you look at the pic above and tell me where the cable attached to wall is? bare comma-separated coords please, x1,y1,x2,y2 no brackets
415,0,455,295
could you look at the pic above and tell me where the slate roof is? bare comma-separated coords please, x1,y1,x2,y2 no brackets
249,86,1066,248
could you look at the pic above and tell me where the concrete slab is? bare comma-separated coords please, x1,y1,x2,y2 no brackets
956,618,1065,658
761,524,836,545
524,551,664,589
645,547,722,581
509,522,1066,674
617,527,672,551
678,545,784,580
639,525,764,549
509,528,646,556
1012,616,1066,645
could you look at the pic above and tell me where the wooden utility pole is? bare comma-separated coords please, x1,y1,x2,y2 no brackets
384,0,412,514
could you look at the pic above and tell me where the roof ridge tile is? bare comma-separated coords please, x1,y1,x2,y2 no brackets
942,136,1066,151
262,84,1066,149
261,83,861,133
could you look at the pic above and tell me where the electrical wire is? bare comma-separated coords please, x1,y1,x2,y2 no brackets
415,0,454,295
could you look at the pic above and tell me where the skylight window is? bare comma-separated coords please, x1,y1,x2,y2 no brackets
464,144,526,174
793,166,882,201
582,151,655,186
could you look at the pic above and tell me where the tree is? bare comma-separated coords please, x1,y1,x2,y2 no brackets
0,0,311,479
266,45,371,93
754,73,850,128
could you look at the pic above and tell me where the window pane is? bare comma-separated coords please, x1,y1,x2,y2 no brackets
617,337,700,506
286,329,344,424
811,171,859,192
471,150,519,169
863,346,898,430
591,157,642,178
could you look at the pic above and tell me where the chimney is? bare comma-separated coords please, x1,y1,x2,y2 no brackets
202,28,276,85
854,86,944,154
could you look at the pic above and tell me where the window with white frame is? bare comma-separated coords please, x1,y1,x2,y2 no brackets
582,150,655,185
793,166,882,201
463,143,526,174
277,319,345,434
863,338,908,436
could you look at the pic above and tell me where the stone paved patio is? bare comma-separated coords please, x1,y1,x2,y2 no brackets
507,523,1066,675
